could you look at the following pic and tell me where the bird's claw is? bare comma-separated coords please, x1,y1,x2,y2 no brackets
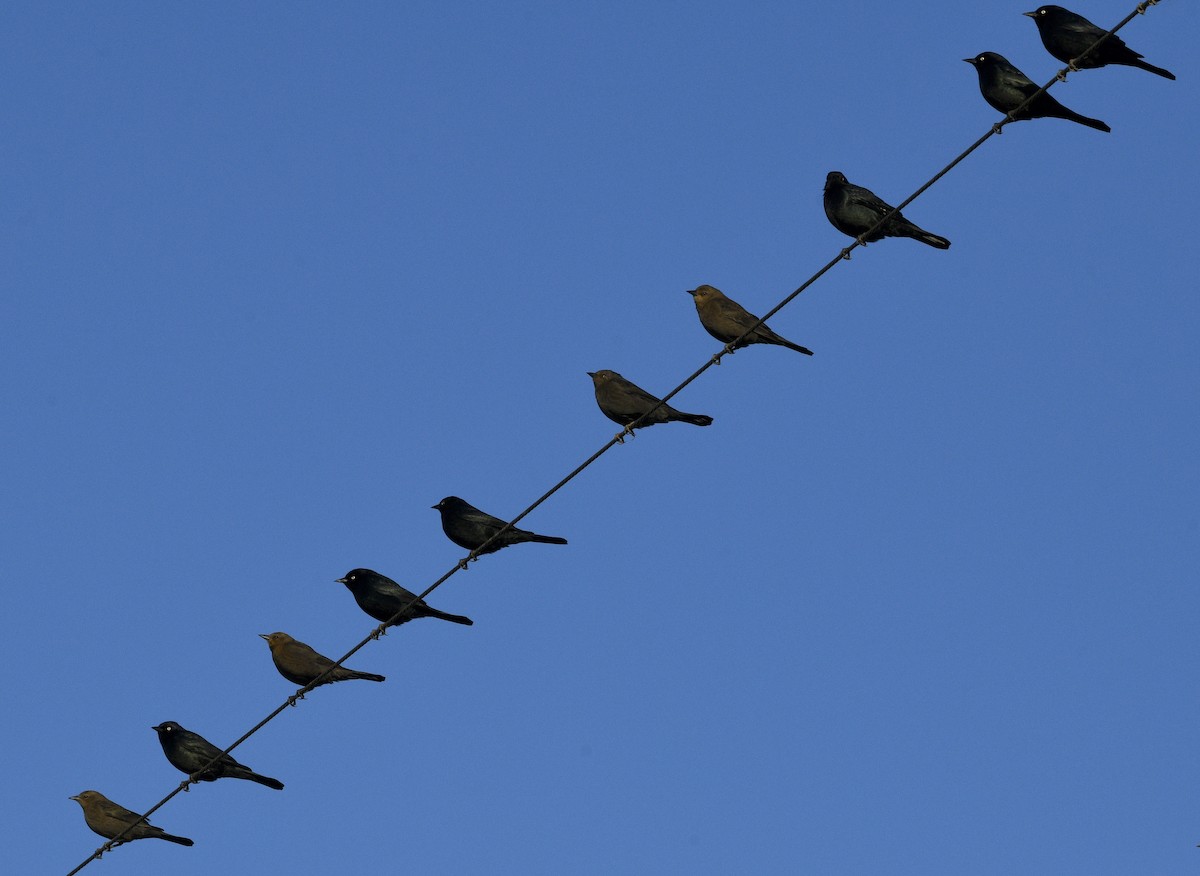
992,122,1004,135
839,247,853,261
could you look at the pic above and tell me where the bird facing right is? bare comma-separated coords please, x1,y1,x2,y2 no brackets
823,171,951,249
69,790,194,848
964,52,1111,132
588,370,713,432
687,285,813,356
259,631,386,688
1024,5,1175,79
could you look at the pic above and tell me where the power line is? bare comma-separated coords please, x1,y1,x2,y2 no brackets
64,2,1169,871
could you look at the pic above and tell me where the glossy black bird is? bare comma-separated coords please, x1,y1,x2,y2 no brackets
588,370,713,434
337,567,474,626
152,721,284,790
687,285,813,356
823,171,950,249
69,790,194,848
432,496,568,555
260,631,386,687
1025,5,1175,79
964,52,1111,132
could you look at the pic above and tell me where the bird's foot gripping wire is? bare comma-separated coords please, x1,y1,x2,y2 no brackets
992,121,1005,135
840,246,854,261
369,626,387,640
615,426,634,444
286,691,305,707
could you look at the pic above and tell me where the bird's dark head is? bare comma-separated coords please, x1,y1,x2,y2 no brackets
260,631,291,647
964,52,1003,67
432,497,461,511
688,285,720,301
337,568,384,589
152,721,181,735
824,171,847,191
1024,6,1062,21
589,370,617,384
70,791,100,805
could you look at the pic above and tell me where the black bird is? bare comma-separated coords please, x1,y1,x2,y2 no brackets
337,568,474,626
432,496,568,555
152,721,284,790
588,369,713,434
964,52,1111,132
687,285,813,356
823,171,950,249
260,631,386,687
1025,5,1175,79
69,790,194,848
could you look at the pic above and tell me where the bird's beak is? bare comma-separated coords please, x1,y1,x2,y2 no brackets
963,57,977,64
69,795,79,801
686,289,696,296
151,724,162,731
586,371,596,378
335,577,348,584
258,633,270,640
1022,10,1036,17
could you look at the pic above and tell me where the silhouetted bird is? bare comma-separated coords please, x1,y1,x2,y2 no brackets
965,52,1111,132
823,171,950,249
432,496,568,555
69,790,194,848
259,631,385,687
337,568,474,627
152,721,284,790
588,370,713,433
1025,5,1175,79
687,285,813,356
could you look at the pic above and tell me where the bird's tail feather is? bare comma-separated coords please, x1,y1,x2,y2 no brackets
781,339,815,356
678,413,714,427
161,833,195,847
528,534,568,545
906,226,951,249
246,772,285,790
1132,58,1175,80
349,670,386,683
430,608,475,625
1065,110,1111,133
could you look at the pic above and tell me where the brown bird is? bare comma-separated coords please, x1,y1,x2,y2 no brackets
588,370,713,434
69,790,194,848
259,632,386,688
687,285,813,356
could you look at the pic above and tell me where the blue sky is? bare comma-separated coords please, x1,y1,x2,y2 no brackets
4,2,1196,873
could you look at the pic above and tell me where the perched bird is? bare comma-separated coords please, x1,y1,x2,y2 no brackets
259,631,385,688
1025,5,1175,79
588,370,713,433
69,790,194,848
687,285,813,356
432,496,568,555
823,171,950,249
965,52,1110,132
337,568,474,626
152,721,283,790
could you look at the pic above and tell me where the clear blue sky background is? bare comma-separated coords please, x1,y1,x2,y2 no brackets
3,2,1196,873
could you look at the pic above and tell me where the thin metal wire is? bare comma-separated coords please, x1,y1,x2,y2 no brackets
64,2,1168,871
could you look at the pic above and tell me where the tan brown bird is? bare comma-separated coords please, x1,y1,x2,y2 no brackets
587,370,713,436
259,632,386,688
69,790,194,848
687,285,813,356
